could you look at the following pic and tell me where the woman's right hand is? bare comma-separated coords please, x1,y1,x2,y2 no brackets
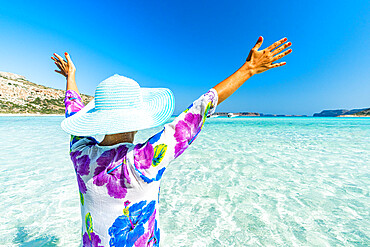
244,36,292,75
51,52,76,78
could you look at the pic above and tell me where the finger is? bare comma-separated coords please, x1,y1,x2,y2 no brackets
269,62,286,68
267,37,288,52
272,49,292,62
272,41,292,56
54,61,62,68
55,61,65,71
52,54,61,63
52,56,66,69
54,70,64,75
64,52,75,67
64,52,71,62
53,53,67,64
252,36,263,50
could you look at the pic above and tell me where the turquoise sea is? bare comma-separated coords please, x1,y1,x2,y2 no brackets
0,116,369,246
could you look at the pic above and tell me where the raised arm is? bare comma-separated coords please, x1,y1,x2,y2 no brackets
214,36,292,104
52,53,84,118
132,36,292,184
51,52,96,152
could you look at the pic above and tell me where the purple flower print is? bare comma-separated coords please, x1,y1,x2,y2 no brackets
174,112,203,158
134,231,151,247
134,210,159,247
133,209,157,247
83,232,103,247
93,146,131,199
134,142,166,183
65,90,85,118
133,143,154,170
70,151,90,194
67,103,82,116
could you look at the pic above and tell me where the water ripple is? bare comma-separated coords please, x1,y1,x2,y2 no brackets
0,117,369,246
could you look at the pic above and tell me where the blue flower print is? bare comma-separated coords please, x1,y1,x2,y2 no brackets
151,220,160,247
109,200,156,247
148,128,164,144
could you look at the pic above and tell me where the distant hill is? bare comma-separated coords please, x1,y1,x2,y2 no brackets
313,108,368,117
0,72,93,114
354,108,370,116
211,112,308,117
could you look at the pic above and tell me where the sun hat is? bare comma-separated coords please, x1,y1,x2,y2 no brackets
61,74,175,136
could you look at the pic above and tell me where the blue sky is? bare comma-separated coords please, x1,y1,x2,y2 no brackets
0,0,369,115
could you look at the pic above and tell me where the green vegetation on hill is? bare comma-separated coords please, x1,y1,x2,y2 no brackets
0,72,93,114
354,108,370,116
0,98,66,114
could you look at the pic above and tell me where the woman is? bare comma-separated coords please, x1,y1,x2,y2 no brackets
52,36,292,247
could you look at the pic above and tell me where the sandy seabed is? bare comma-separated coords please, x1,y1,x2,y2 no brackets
1,117,369,246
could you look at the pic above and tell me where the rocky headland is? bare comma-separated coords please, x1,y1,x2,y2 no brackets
336,108,370,117
313,108,369,117
353,108,370,116
0,72,93,115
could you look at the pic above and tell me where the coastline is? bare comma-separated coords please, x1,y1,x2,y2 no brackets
0,113,63,117
1,113,369,118
336,115,370,117
2,114,370,118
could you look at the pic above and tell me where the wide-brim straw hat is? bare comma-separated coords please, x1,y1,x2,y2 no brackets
61,74,175,136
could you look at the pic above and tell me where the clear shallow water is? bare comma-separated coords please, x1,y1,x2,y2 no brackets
0,116,369,246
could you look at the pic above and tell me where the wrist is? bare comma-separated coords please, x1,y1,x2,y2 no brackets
67,72,76,80
240,62,256,77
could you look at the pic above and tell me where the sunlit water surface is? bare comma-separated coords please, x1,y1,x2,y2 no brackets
0,116,369,246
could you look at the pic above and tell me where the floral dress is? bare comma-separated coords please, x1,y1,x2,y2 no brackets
64,88,218,247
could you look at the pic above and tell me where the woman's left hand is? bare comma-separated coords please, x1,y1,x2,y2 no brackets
52,52,79,94
51,52,76,78
244,36,292,75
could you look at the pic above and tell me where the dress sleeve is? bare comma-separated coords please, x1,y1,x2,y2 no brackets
132,88,218,183
65,89,85,118
64,90,98,151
